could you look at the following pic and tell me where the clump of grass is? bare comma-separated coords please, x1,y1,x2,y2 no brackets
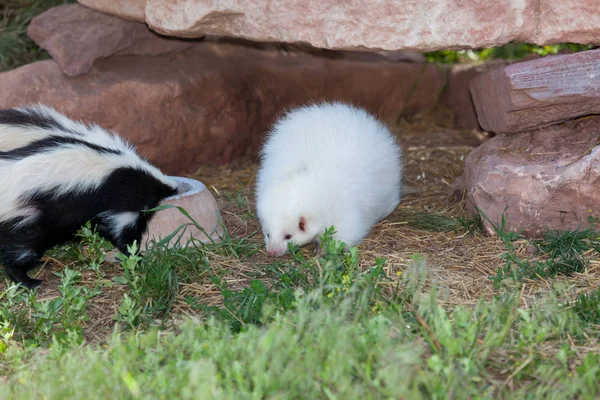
223,189,255,220
403,211,484,235
573,287,600,326
477,208,600,285
0,0,76,72
458,212,485,234
405,212,463,232
532,227,595,275
508,225,600,282
425,42,596,64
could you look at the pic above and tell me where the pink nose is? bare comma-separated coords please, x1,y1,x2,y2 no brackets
267,250,277,257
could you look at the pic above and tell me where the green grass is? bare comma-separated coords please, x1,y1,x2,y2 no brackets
477,207,600,286
1,267,100,345
574,287,600,326
0,0,76,72
1,212,600,398
425,43,597,64
404,211,484,234
1,250,600,398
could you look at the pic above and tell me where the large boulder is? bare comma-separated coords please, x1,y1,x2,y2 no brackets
0,42,445,174
28,3,193,77
77,0,600,51
470,49,600,134
463,116,600,237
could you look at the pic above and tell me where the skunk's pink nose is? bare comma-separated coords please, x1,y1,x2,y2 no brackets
267,249,278,257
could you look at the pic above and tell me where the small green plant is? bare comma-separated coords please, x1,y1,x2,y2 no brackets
0,0,77,72
314,227,389,308
113,240,181,327
573,287,600,325
0,284,35,341
41,268,98,343
115,293,144,330
115,242,144,300
113,242,150,328
224,190,254,220
75,221,114,278
458,212,485,234
1,268,98,345
0,319,15,354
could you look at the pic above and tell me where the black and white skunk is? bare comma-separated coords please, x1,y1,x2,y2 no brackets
0,104,178,288
256,101,404,257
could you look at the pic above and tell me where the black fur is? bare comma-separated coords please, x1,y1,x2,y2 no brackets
0,135,123,160
0,167,177,289
0,107,80,135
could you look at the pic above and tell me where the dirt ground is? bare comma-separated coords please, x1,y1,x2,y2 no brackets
5,108,600,343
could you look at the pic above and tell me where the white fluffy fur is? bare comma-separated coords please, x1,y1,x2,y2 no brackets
99,211,140,237
0,104,176,224
255,102,404,257
0,125,53,152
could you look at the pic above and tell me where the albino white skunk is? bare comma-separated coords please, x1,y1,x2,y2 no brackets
256,102,404,257
0,104,178,288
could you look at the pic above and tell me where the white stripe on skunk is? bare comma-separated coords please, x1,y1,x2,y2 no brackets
0,104,178,288
255,101,404,257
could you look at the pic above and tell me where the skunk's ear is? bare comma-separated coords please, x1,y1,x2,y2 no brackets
299,216,306,232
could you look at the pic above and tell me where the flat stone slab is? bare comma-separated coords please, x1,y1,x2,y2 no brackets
28,4,193,77
470,49,600,134
78,0,600,51
463,116,600,237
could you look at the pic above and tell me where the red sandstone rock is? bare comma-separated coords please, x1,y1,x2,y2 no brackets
77,0,600,51
79,0,145,22
470,49,600,135
463,116,600,237
0,43,444,174
440,65,483,131
440,61,513,131
28,4,192,77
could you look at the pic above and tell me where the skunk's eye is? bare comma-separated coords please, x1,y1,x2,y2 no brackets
284,234,292,240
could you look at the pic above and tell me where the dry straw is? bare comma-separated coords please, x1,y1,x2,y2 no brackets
4,107,600,342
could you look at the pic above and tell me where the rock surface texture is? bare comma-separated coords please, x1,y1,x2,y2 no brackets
439,63,507,131
470,49,600,134
79,0,145,21
463,116,600,237
78,0,600,51
28,4,193,77
0,43,444,174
